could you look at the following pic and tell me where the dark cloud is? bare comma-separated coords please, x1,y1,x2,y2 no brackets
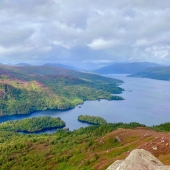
0,0,170,65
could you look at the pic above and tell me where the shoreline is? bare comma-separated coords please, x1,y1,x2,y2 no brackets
0,95,124,118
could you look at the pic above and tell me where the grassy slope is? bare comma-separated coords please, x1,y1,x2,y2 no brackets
0,66,124,116
0,123,170,170
130,66,170,80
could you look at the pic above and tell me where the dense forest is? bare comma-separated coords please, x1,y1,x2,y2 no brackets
0,65,124,116
0,116,65,132
129,66,170,80
78,115,107,125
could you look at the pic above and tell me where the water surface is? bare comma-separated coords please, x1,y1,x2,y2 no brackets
1,74,170,132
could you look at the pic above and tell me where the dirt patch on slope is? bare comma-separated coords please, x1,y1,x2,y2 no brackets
91,128,170,169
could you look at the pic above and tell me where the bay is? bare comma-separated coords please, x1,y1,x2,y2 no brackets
1,74,170,132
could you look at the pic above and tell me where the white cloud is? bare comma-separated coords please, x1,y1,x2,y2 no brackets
0,45,33,55
0,0,170,64
145,45,170,59
88,38,120,50
38,46,52,52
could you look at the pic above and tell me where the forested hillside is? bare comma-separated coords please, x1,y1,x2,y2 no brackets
0,119,170,170
0,65,124,116
130,66,170,80
0,121,146,170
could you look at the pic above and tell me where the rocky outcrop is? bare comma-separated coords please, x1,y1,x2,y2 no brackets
107,149,170,170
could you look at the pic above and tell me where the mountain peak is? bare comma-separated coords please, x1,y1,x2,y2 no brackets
15,63,31,67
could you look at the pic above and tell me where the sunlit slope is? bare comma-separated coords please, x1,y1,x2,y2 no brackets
0,66,124,116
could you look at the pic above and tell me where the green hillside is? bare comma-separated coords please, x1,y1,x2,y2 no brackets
130,66,170,80
0,120,146,170
0,116,170,170
0,65,124,116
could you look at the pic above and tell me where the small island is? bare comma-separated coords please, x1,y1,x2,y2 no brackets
110,95,124,100
78,115,107,125
0,116,65,132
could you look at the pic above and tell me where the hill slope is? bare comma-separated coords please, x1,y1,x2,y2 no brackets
0,122,170,170
95,62,159,74
0,65,124,116
43,63,78,71
130,66,170,80
15,63,31,67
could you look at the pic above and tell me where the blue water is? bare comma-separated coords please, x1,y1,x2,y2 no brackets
1,74,170,133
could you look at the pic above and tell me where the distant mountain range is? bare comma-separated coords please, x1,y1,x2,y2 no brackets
95,62,160,74
14,63,78,70
13,63,79,70
15,63,31,66
130,66,170,80
43,63,78,71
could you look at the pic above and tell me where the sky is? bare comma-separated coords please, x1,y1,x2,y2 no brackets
0,0,170,66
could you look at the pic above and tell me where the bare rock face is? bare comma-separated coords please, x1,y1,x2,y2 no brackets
107,149,170,170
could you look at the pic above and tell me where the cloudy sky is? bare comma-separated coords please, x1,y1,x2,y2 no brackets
0,0,170,66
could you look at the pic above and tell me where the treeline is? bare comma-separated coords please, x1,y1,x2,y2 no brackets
78,115,107,125
0,116,65,132
152,122,170,132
